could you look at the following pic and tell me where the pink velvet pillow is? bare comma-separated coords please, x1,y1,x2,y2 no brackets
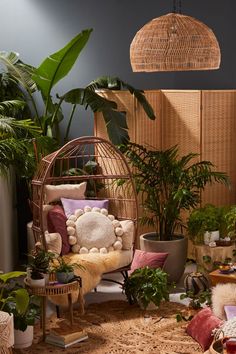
47,205,70,255
130,249,168,274
186,307,222,350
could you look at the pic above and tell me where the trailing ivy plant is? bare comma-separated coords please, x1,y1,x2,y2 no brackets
180,289,212,310
122,266,169,309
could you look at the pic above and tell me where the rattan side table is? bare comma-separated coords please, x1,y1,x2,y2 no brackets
25,278,84,340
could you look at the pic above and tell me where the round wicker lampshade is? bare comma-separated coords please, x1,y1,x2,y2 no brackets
130,13,221,72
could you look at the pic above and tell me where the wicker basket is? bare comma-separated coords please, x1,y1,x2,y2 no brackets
208,339,223,353
130,13,221,72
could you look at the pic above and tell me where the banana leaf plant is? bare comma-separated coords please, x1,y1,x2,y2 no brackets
31,29,156,145
0,29,155,148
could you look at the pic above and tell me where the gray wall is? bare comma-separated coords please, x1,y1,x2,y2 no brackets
0,0,235,138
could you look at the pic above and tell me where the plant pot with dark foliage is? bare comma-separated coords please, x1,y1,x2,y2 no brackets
123,143,230,282
51,256,84,284
27,246,55,286
0,271,40,348
122,266,169,310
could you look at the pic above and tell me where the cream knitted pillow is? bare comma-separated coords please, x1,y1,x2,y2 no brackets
66,207,124,254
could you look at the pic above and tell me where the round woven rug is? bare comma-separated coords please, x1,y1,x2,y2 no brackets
13,300,202,354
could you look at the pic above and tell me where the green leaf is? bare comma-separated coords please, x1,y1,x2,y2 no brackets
103,109,129,145
87,76,156,120
32,29,93,99
0,271,26,284
14,288,30,315
176,313,183,322
203,255,212,264
0,51,36,93
62,87,129,144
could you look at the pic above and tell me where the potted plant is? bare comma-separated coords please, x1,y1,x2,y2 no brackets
123,143,229,282
187,204,223,245
122,266,169,310
0,271,40,348
224,205,236,240
27,246,55,287
51,256,84,284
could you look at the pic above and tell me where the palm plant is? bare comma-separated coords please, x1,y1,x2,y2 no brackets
0,98,53,178
123,143,230,241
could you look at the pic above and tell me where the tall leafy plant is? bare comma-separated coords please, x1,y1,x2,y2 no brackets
123,143,230,241
0,98,52,178
0,53,55,178
32,29,155,145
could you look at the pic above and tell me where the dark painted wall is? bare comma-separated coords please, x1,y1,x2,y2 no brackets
0,0,235,138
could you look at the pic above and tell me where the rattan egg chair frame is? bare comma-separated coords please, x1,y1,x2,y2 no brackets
31,136,138,280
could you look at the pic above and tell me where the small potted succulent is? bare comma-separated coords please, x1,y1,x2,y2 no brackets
122,266,169,310
51,256,84,284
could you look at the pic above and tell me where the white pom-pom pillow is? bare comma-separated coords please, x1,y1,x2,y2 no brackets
66,207,124,254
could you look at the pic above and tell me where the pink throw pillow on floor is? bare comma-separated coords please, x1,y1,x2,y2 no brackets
130,249,168,274
186,307,222,350
47,205,70,255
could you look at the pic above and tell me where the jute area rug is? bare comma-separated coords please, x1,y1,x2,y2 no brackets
13,300,203,354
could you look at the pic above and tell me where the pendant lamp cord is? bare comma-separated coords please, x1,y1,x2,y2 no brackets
173,0,182,14
173,0,176,13
179,0,182,14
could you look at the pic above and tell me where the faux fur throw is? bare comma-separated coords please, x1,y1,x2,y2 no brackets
212,283,236,319
49,250,128,307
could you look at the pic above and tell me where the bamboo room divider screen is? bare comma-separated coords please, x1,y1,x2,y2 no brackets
94,89,236,237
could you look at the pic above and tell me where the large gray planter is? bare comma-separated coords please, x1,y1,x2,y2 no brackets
140,233,188,283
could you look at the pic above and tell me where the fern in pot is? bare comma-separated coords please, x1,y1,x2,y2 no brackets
122,266,169,310
122,143,229,282
187,204,222,245
51,256,84,284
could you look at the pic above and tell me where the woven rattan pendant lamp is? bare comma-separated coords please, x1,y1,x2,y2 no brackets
130,0,221,72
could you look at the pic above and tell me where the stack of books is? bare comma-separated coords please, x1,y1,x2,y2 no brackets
45,321,88,348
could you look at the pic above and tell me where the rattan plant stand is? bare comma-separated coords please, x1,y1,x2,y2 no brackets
25,279,83,341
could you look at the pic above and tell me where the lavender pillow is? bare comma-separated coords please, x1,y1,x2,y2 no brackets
61,198,109,218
